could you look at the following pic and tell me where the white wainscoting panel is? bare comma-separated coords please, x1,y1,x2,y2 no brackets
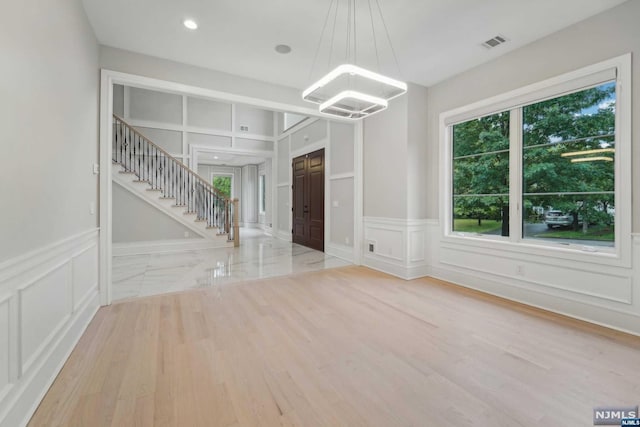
19,264,72,373
0,229,100,427
427,221,640,336
362,217,433,279
72,244,98,311
439,246,632,304
0,296,9,402
409,229,425,263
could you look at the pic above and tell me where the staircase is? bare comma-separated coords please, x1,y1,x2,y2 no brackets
112,114,238,247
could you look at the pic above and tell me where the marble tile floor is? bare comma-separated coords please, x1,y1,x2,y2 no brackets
112,228,352,301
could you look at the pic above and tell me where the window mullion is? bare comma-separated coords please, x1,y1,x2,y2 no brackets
509,108,523,243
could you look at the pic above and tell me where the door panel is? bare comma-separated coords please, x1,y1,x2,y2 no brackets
292,149,324,251
292,157,307,244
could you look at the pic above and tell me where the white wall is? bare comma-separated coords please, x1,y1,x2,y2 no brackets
426,1,640,222
0,0,100,425
242,165,259,225
274,118,358,261
258,160,273,229
236,104,274,136
282,113,308,133
406,84,429,220
276,135,290,239
1,0,99,263
112,183,199,242
117,86,275,167
361,83,431,277
364,0,640,335
329,122,355,248
363,96,409,219
100,46,308,109
363,82,429,220
114,85,277,234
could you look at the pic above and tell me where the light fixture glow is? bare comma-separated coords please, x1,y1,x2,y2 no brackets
302,0,406,120
183,19,198,30
213,156,219,160
303,64,407,104
318,90,389,120
318,90,388,120
561,148,615,157
570,156,614,163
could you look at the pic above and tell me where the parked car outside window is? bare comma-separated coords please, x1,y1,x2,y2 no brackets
544,210,579,228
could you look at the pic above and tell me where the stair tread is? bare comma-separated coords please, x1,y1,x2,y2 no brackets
112,127,239,246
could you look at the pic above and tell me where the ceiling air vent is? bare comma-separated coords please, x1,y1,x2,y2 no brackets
482,35,508,49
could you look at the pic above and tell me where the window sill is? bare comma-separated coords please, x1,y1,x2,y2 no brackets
441,232,630,270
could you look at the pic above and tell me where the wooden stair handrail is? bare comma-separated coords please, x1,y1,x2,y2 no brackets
113,114,229,202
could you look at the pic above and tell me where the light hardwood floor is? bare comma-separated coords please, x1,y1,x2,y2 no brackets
28,266,640,426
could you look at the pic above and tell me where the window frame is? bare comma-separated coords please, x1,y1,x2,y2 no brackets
210,173,234,200
258,173,266,214
440,54,631,268
451,109,512,241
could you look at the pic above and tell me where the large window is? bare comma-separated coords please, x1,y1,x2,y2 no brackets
453,112,510,236
444,56,630,258
522,82,615,247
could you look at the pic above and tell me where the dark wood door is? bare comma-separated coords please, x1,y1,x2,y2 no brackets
292,149,325,251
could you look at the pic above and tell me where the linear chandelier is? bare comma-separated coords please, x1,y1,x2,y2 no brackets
302,0,407,120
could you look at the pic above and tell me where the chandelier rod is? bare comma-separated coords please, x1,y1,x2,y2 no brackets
373,0,403,78
308,0,337,82
353,0,357,66
367,0,381,73
327,0,340,70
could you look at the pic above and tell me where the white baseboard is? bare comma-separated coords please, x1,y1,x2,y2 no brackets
361,217,432,280
362,255,410,279
326,242,355,263
243,222,262,229
113,238,231,256
276,230,291,242
429,264,640,337
0,229,100,427
258,224,273,235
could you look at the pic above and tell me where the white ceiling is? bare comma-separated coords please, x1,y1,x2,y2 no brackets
199,151,267,168
83,0,627,89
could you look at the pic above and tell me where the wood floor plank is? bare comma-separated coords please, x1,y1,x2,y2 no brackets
28,266,640,427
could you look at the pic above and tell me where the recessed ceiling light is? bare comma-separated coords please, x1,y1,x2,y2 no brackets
275,44,292,54
183,19,198,30
214,156,219,159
